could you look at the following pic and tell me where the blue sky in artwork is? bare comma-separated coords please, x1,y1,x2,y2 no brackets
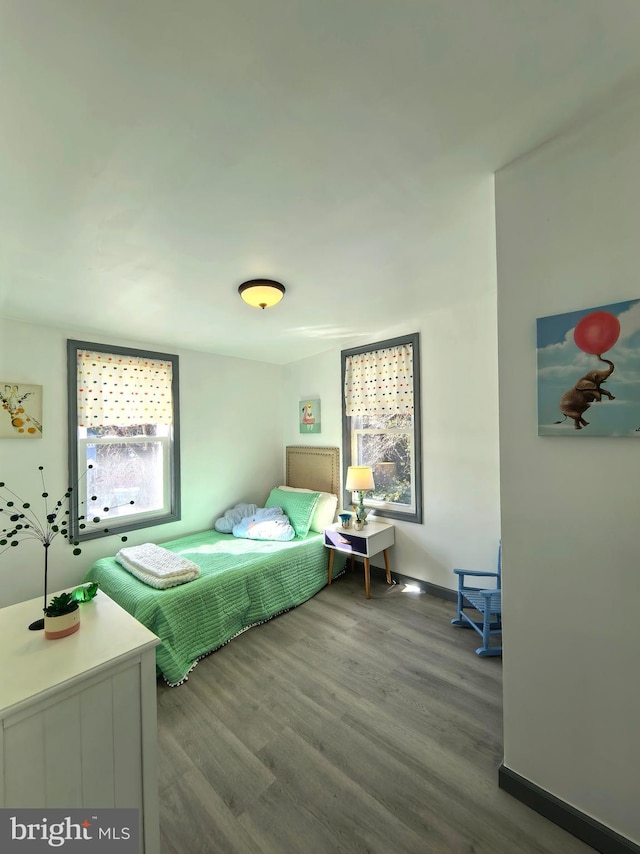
536,299,640,436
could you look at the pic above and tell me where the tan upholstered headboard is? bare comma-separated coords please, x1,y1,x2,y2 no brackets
285,446,340,496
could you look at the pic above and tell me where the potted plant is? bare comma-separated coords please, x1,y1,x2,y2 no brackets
43,591,80,639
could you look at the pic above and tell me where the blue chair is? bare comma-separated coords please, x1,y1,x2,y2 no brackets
451,542,502,657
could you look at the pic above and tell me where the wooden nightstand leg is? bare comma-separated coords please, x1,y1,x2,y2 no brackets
364,557,371,599
383,548,391,584
327,549,334,585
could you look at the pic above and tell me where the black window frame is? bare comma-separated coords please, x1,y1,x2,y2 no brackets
341,332,423,524
67,339,181,541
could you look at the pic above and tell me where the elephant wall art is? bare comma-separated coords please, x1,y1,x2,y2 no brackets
536,299,640,437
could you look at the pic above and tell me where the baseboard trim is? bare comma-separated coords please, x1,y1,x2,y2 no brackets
354,562,457,602
498,765,640,854
392,571,457,602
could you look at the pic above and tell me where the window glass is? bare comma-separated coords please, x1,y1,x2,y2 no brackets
67,340,180,540
342,334,422,523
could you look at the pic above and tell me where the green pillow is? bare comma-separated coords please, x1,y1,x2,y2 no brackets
265,487,320,538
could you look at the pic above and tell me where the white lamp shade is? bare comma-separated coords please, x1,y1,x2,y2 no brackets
345,465,375,492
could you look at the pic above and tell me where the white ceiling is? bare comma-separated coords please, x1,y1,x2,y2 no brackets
2,0,640,364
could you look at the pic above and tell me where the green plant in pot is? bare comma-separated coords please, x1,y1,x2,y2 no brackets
43,591,80,640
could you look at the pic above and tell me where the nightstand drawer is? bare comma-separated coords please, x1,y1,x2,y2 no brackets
324,528,367,555
324,520,395,599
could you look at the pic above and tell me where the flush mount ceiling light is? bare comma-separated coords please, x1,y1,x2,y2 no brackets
238,279,286,310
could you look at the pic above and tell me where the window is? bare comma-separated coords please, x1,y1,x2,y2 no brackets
67,340,180,540
342,333,422,524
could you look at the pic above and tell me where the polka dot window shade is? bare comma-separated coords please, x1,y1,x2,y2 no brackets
344,343,414,416
77,349,173,427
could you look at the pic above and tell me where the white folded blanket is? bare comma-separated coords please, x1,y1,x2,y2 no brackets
115,543,201,589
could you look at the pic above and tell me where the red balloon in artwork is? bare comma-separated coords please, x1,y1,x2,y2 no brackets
573,311,621,355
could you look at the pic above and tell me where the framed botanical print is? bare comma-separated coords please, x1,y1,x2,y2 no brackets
0,382,43,438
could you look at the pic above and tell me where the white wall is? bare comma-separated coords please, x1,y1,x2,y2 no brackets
283,184,501,588
0,317,284,608
496,89,640,843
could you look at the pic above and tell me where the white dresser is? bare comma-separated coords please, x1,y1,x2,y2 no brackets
0,590,160,854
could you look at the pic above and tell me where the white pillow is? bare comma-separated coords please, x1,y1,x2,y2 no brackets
277,485,338,532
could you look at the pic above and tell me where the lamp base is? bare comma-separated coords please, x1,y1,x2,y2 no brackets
28,618,44,631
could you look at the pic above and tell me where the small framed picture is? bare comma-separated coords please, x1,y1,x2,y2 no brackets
299,398,321,433
0,382,43,438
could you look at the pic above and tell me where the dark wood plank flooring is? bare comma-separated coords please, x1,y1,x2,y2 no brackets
157,567,593,854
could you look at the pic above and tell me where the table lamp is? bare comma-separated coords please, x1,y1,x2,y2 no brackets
345,465,375,523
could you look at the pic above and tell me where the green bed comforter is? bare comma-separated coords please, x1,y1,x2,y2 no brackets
83,529,343,685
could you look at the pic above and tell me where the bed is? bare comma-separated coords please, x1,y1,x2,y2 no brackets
82,446,344,685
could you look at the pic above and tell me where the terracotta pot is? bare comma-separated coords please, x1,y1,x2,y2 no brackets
44,606,80,640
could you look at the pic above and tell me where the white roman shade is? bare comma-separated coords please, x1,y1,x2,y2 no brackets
76,349,174,427
344,342,414,416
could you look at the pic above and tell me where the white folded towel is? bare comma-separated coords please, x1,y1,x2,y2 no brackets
115,543,201,589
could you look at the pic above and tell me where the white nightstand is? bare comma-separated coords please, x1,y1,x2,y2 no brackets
324,520,395,599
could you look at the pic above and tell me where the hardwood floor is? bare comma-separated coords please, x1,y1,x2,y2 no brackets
157,567,593,854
